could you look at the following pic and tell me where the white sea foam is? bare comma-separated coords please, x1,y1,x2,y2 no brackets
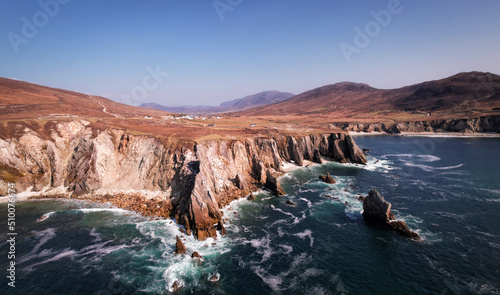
30,228,57,255
24,249,77,272
381,153,441,162
37,211,56,222
299,197,313,208
77,208,131,214
298,188,318,193
251,252,312,292
253,266,283,292
363,157,393,172
248,231,273,263
135,218,231,292
404,162,464,172
293,229,314,247
480,188,500,195
89,228,102,242
279,244,293,254
270,204,305,225
301,268,324,279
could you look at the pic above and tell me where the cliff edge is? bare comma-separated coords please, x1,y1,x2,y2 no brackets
0,120,366,240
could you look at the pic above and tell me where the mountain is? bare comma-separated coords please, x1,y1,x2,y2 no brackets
0,77,364,241
222,90,295,108
238,72,500,121
0,77,171,120
140,90,295,114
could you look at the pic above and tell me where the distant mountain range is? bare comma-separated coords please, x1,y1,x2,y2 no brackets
1,71,498,125
236,71,500,121
140,90,295,114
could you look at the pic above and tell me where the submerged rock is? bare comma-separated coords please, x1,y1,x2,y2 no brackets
362,189,421,241
319,172,336,184
286,200,296,206
264,170,286,196
171,280,184,293
247,193,256,201
208,273,220,282
191,251,203,259
175,235,187,254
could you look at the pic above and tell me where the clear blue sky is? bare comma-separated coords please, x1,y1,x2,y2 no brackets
1,0,499,106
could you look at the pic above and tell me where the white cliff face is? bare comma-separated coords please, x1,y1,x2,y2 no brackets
0,120,366,240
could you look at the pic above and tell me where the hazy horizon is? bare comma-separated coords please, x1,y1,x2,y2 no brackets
1,0,500,107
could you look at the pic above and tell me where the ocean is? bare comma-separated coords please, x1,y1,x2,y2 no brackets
1,135,499,294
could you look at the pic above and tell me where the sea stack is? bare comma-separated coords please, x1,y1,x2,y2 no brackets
175,235,187,254
363,189,420,241
319,172,336,184
264,170,286,196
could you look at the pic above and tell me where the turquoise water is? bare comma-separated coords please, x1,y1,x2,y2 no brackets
1,136,499,294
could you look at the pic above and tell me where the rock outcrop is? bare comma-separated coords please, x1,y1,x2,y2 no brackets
264,170,286,196
175,236,187,254
337,115,500,134
0,120,367,240
363,189,420,241
319,172,336,184
191,251,202,259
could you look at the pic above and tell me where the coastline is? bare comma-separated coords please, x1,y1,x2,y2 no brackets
0,159,310,210
349,131,500,138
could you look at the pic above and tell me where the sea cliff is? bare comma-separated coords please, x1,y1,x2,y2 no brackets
0,120,366,240
336,115,500,134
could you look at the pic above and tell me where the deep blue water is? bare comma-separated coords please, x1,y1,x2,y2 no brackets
1,136,499,294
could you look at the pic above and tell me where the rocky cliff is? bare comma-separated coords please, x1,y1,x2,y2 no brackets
0,120,366,240
363,189,420,240
337,115,500,134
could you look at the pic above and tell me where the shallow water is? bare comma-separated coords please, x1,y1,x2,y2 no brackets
1,136,499,294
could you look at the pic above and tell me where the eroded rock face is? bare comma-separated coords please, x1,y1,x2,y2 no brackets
337,115,500,134
0,120,367,240
362,189,392,223
363,189,421,241
264,170,286,196
175,236,187,254
192,251,202,259
319,172,336,184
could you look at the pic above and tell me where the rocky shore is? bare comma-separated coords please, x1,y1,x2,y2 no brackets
336,115,500,135
0,120,366,240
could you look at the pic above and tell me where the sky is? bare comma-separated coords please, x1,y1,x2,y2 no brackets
1,0,500,107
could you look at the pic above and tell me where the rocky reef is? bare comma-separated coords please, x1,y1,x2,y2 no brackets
362,189,420,240
0,120,366,240
337,115,500,134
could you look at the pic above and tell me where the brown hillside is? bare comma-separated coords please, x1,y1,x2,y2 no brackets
237,72,500,123
0,78,342,141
